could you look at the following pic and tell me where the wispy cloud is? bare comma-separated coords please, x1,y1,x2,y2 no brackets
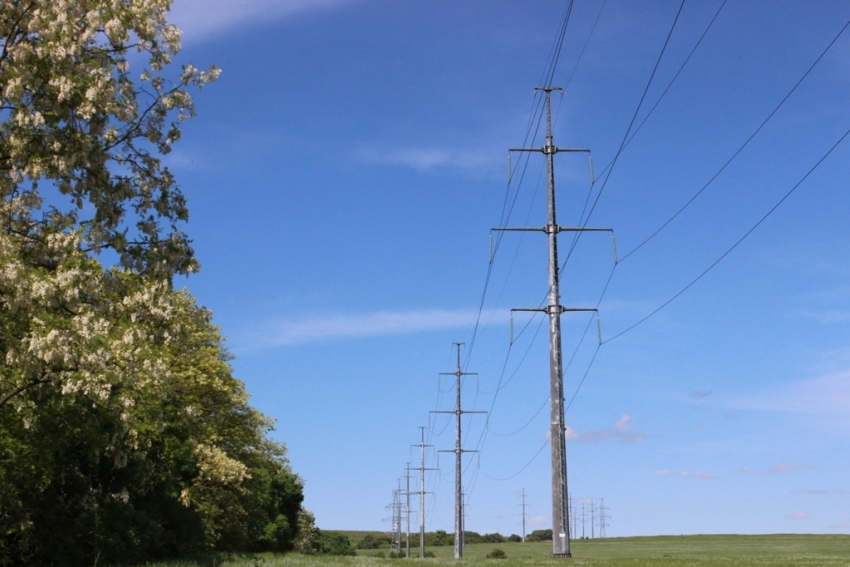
655,468,718,479
567,414,646,445
355,146,495,174
784,512,811,520
769,463,800,474
690,390,714,399
528,515,549,529
249,308,501,347
739,467,758,474
768,463,816,474
791,489,847,495
169,0,355,42
732,371,850,417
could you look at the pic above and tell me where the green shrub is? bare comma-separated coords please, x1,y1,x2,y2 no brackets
486,548,507,559
312,530,356,556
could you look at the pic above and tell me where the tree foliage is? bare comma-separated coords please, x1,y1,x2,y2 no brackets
0,227,304,564
1,0,218,276
0,2,304,565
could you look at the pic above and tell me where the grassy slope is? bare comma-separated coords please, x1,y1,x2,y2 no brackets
351,533,850,559
142,534,850,566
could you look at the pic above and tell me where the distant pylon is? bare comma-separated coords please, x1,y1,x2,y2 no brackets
432,343,486,559
598,498,609,538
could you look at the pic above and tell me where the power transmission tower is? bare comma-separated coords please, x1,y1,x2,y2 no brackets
581,503,586,540
569,494,576,542
598,498,608,538
387,487,402,555
590,499,595,539
412,427,437,558
404,463,413,558
519,489,528,542
493,86,614,558
432,343,486,559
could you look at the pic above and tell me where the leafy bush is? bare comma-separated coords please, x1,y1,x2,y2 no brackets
487,548,507,559
526,529,553,542
508,534,522,542
311,530,356,556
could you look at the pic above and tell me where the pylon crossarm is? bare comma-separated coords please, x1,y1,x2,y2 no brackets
555,227,612,232
492,226,546,232
509,147,590,155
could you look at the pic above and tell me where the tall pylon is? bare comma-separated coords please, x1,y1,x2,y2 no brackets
590,499,595,539
432,343,486,559
598,498,609,538
412,427,437,558
519,489,528,542
404,463,413,558
494,86,614,558
388,485,403,555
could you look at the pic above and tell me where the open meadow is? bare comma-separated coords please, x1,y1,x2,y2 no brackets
143,534,850,567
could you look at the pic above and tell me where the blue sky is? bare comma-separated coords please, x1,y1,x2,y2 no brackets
163,0,850,537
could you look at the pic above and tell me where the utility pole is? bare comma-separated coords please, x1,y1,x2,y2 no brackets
598,498,608,538
404,463,412,558
519,489,528,542
569,494,576,542
581,504,586,540
590,499,595,539
494,86,614,558
432,343,486,559
412,427,437,558
388,486,403,555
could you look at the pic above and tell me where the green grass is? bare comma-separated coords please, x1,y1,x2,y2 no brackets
139,534,850,567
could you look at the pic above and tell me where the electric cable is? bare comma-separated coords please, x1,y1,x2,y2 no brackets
618,13,850,263
605,121,850,344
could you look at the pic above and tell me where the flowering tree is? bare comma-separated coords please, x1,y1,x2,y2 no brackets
0,3,304,564
1,0,219,276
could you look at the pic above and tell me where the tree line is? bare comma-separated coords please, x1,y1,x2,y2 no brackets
354,529,554,550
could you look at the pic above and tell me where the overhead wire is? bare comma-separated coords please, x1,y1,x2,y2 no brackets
564,0,687,266
618,13,850,263
604,121,850,344
558,11,850,409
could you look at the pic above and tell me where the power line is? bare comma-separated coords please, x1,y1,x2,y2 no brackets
604,120,850,344
618,13,850,264
564,0,688,266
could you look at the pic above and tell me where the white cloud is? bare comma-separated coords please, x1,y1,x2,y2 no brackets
528,515,549,529
355,146,495,174
792,489,847,495
769,463,800,474
255,308,503,346
568,414,646,444
784,512,811,520
655,468,717,479
739,467,758,474
689,390,713,399
731,371,850,427
169,0,355,42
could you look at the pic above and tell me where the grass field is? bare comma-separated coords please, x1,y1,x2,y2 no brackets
142,534,850,567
